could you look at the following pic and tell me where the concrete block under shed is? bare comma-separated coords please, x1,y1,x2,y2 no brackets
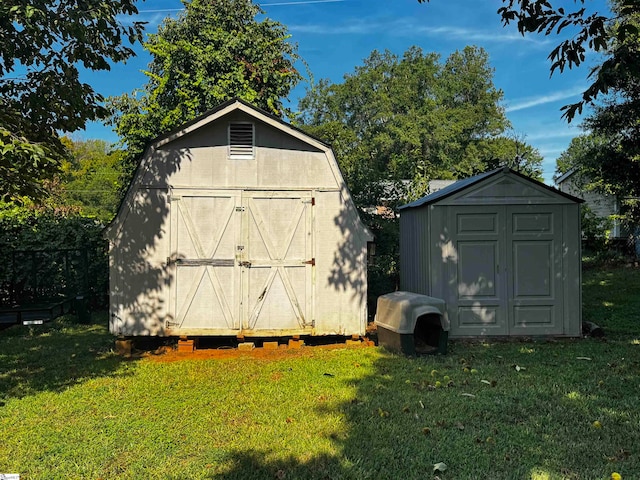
177,339,195,352
263,341,279,350
115,338,132,356
238,342,255,351
288,339,304,349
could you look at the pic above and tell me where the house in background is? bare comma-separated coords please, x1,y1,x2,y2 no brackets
366,179,457,218
104,99,373,339
555,167,622,238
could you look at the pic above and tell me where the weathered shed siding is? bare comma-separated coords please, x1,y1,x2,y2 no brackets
105,99,372,338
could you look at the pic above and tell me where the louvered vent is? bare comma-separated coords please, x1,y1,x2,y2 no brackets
229,122,254,159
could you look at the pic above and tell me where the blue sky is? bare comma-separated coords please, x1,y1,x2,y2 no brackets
79,0,611,184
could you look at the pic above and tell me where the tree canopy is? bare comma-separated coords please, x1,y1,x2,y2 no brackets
298,46,542,205
0,0,144,201
420,0,640,122
56,139,124,223
554,2,640,231
110,0,302,181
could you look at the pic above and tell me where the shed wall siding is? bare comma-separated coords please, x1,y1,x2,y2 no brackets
398,169,582,338
399,208,431,296
313,190,368,335
109,188,171,336
563,203,582,336
141,116,337,191
108,104,370,337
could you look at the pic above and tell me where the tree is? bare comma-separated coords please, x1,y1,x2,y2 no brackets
478,135,544,181
110,0,302,181
553,134,604,180
554,3,640,234
0,0,144,201
57,139,125,223
419,0,640,121
297,46,540,206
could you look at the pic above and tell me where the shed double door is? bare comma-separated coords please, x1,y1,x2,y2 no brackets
448,205,564,336
170,190,314,334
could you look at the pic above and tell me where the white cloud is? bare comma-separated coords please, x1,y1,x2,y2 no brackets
526,129,583,141
291,18,551,45
411,25,550,45
505,86,586,112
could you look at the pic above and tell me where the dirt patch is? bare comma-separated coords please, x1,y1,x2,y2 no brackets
141,339,375,363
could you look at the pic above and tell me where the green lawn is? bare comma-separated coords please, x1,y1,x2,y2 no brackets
1,265,639,479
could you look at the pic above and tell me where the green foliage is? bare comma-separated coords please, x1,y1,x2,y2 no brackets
580,7,640,231
0,201,108,305
57,138,124,223
0,0,144,201
110,0,302,183
554,5,640,235
0,126,61,200
581,205,613,255
2,264,640,479
476,135,544,181
298,46,510,206
364,213,400,317
553,134,605,181
420,0,640,122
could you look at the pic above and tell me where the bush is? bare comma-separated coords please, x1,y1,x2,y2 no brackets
0,201,108,307
581,205,612,255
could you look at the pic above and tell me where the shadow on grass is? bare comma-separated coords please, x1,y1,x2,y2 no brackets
213,337,639,479
0,312,133,402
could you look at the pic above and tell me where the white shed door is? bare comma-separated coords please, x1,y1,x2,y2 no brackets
449,205,563,336
242,192,314,333
170,190,314,334
171,191,240,331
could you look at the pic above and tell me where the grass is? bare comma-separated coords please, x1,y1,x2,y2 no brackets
1,265,639,479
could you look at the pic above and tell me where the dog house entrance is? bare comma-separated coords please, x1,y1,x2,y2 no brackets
414,314,446,354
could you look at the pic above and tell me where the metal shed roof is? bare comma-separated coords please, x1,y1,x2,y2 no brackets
398,166,583,210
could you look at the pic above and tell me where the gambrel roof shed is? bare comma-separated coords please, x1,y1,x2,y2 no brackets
398,167,583,338
105,99,373,338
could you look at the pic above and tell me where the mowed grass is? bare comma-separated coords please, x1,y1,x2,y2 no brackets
1,265,639,479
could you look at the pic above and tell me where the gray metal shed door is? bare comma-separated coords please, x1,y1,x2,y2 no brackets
170,190,314,333
448,205,563,336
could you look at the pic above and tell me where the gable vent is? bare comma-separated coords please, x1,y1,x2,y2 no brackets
229,122,254,159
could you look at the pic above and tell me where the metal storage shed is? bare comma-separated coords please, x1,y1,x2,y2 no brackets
104,99,373,338
398,167,583,338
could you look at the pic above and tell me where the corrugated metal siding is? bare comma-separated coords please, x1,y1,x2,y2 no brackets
399,208,431,296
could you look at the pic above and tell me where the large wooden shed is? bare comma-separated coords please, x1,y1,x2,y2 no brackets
398,167,583,338
105,99,373,338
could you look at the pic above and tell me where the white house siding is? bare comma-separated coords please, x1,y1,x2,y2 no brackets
556,171,620,237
